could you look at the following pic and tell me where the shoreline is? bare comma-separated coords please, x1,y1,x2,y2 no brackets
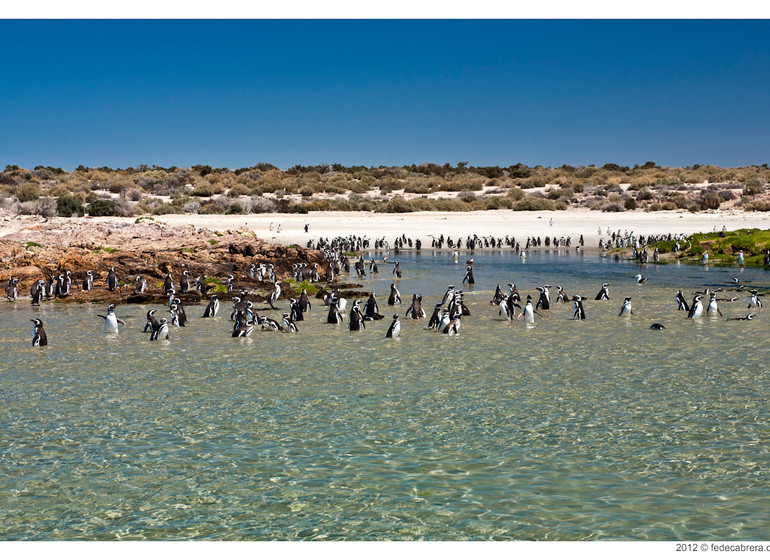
62,208,770,248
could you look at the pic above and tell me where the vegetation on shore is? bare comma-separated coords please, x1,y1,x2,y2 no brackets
1,161,769,217
650,228,770,266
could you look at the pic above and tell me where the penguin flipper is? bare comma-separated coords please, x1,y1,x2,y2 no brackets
117,319,126,325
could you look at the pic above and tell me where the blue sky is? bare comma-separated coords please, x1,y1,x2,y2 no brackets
2,20,769,171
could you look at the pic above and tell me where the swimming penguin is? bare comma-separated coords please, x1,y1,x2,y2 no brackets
706,292,722,317
619,296,634,317
392,260,402,278
687,295,704,319
106,267,118,292
634,274,648,284
82,270,93,291
572,295,586,320
595,283,610,300
387,283,401,306
31,318,48,346
203,295,220,317
281,312,298,332
650,323,666,330
675,289,690,311
405,294,426,319
180,270,191,293
385,313,401,338
267,281,281,309
536,286,551,311
727,313,756,321
150,317,169,341
97,304,126,333
259,315,283,331
463,265,475,285
748,289,762,308
349,302,365,331
428,304,443,329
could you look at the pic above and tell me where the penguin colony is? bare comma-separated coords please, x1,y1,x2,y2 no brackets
7,231,763,347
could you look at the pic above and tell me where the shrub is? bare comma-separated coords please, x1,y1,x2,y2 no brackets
384,197,413,213
184,201,201,213
34,197,57,217
743,177,762,196
87,198,120,216
547,187,573,200
601,203,625,212
227,184,251,197
57,195,84,217
636,187,654,201
647,203,662,211
624,197,637,210
514,197,555,211
299,186,314,198
250,197,280,213
718,189,736,201
699,191,721,210
199,202,226,214
288,203,309,214
661,201,677,210
16,182,42,202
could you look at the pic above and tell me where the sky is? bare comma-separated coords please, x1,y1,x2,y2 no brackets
2,19,769,171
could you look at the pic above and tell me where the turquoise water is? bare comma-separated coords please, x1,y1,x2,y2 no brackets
1,250,769,540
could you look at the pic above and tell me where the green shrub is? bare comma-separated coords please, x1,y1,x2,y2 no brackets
547,187,573,200
514,197,555,211
507,186,524,200
299,186,314,198
199,202,226,214
744,177,762,196
624,197,637,210
16,182,42,202
637,187,654,201
384,197,413,213
87,198,120,216
56,195,84,217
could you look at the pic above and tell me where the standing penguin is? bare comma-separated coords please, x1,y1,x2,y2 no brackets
536,286,551,311
106,267,119,292
442,310,462,335
364,292,384,320
31,318,48,346
82,270,94,291
748,289,762,308
162,273,174,295
706,292,722,317
134,276,148,295
463,265,475,285
519,294,540,324
688,295,704,319
327,297,344,324
5,277,19,301
298,288,312,313
737,250,745,267
572,295,586,320
267,281,281,309
385,313,401,338
595,283,610,300
349,302,366,331
619,296,634,317
387,283,401,305
675,289,690,312
392,260,402,278
150,317,169,341
428,303,443,329
405,294,426,319
180,270,191,293
97,304,126,333
281,312,298,332
30,280,44,306
203,295,220,317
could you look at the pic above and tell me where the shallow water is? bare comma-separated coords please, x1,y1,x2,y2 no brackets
1,250,769,540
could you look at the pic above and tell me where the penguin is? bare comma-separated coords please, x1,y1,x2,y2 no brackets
134,276,148,295
106,267,118,292
442,310,462,335
428,304,443,329
259,315,283,331
727,313,756,321
619,296,634,317
369,258,379,274
519,294,539,323
289,298,304,322
737,250,745,267
405,294,426,319
748,289,762,308
298,288,312,313
180,270,191,293
507,283,520,304
536,286,551,311
203,295,220,317
232,319,255,338
82,270,93,291
150,317,169,341
499,295,515,321
556,286,569,303
687,295,704,319
5,277,19,301
572,295,586,320
61,271,72,296
702,251,708,265
31,318,48,346
30,280,44,306
46,275,56,299
441,285,455,306
171,298,188,326
462,265,475,285
364,292,384,320
650,323,666,330
97,304,126,333
281,312,298,332
438,308,452,332
349,302,365,331
226,275,237,292
634,274,648,284
392,260,402,278
196,274,208,292
595,283,610,300
267,281,281,309
387,283,401,305
385,313,400,338
491,284,505,305
144,309,159,332
327,297,344,324
706,292,722,317
675,289,690,311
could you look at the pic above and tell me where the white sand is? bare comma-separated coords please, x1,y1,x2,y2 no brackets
93,209,770,248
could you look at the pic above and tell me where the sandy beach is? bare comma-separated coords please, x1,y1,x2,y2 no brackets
71,209,770,249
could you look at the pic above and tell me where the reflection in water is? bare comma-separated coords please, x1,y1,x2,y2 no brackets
1,250,769,540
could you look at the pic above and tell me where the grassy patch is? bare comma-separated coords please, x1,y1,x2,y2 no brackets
135,216,155,223
651,228,770,265
24,241,43,249
208,239,218,245
181,248,196,254
285,278,320,295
